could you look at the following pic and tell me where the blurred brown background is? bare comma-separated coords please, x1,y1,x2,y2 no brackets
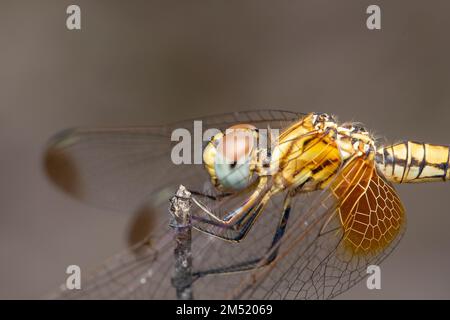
1,0,450,299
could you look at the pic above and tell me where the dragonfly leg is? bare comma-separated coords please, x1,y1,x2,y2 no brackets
189,177,272,241
266,194,292,263
188,190,233,201
192,194,292,278
191,190,272,242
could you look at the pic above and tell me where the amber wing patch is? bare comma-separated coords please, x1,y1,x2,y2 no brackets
332,157,405,255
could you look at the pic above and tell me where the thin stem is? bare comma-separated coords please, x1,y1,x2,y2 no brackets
169,185,194,300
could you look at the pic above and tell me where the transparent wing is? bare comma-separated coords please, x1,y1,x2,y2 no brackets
51,128,341,299
233,155,406,300
52,193,289,299
53,233,175,299
46,109,307,299
45,109,304,213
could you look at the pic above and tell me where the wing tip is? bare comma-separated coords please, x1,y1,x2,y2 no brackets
43,128,82,197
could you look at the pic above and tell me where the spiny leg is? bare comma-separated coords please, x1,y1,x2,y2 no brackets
192,194,292,278
188,177,271,241
266,194,292,263
191,190,272,241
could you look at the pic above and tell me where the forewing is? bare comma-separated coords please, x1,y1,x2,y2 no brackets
46,109,306,299
45,109,304,213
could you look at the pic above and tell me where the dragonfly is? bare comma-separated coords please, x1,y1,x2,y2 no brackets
44,109,450,299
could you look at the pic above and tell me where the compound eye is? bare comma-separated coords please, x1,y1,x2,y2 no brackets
214,125,256,191
217,125,255,164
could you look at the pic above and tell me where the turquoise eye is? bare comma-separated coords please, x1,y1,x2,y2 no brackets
214,152,252,190
209,126,257,191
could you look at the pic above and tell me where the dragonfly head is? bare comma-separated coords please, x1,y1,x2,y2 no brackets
203,124,259,191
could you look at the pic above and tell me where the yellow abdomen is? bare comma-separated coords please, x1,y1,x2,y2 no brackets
376,141,450,183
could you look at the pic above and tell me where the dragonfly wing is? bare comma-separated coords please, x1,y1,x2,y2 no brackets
46,109,307,299
52,232,176,299
50,192,287,299
233,155,406,300
45,109,304,213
